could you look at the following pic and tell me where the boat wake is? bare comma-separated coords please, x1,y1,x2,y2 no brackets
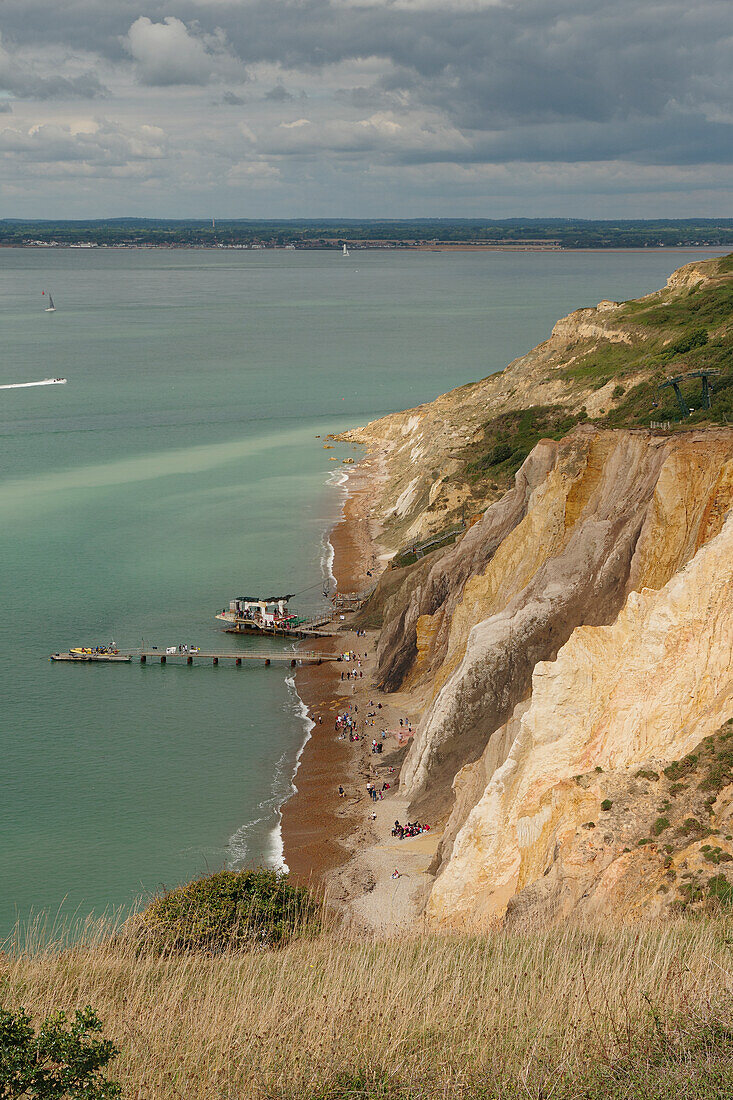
0,378,67,390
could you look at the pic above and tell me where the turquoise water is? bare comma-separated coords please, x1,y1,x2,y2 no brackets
0,246,726,937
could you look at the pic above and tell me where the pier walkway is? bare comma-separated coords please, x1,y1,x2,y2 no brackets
51,649,339,667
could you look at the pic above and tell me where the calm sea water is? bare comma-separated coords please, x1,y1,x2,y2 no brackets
0,246,725,937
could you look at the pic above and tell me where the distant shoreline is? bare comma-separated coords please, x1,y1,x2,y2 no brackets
2,243,730,253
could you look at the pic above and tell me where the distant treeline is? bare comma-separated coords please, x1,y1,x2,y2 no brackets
3,218,733,250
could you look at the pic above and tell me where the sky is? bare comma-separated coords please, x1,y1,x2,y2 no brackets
0,0,732,218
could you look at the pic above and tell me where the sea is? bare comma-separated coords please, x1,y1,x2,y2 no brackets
0,245,726,938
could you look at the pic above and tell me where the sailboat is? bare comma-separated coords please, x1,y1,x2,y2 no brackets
342,243,350,257
44,293,56,312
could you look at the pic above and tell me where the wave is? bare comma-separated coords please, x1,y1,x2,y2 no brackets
321,468,350,589
0,378,67,390
226,675,314,875
226,463,350,876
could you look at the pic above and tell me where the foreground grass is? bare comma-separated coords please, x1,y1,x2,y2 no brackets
2,920,733,1098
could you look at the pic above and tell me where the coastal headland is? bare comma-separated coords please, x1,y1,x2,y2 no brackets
5,252,733,1100
284,252,733,931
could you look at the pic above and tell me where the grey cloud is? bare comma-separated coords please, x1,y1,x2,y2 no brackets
264,83,294,102
0,36,107,100
1,0,733,213
0,119,167,167
0,101,11,113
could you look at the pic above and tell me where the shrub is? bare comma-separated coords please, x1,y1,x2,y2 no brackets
664,755,699,781
635,769,659,781
486,441,513,466
669,326,709,355
132,869,320,953
0,1005,119,1099
708,874,733,905
600,799,613,811
652,817,671,836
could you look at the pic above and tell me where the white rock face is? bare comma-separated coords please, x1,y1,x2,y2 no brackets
427,513,733,928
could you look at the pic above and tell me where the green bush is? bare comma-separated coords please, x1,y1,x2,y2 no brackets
652,817,671,836
0,1005,119,1099
600,799,613,811
133,869,320,953
664,755,699,781
708,874,733,905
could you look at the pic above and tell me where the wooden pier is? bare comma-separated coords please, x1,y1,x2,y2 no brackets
51,649,339,667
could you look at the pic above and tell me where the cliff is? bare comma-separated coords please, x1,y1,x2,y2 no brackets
340,254,733,927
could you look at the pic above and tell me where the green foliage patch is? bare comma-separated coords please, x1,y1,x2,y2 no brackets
464,405,579,484
664,755,699,782
133,869,320,953
0,1005,119,1099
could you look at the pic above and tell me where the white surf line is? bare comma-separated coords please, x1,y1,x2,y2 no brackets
0,378,67,389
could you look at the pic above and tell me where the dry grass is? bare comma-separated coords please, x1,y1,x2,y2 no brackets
2,918,733,1098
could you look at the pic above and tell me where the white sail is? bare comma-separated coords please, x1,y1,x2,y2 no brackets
342,243,349,256
45,293,56,312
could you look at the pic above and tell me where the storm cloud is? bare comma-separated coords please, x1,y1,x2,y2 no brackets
0,0,731,215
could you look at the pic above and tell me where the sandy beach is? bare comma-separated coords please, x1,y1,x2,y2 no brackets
281,457,439,931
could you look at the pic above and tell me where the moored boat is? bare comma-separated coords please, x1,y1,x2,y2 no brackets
51,644,131,662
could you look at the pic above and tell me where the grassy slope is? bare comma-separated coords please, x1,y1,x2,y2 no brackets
456,256,733,492
2,921,733,1099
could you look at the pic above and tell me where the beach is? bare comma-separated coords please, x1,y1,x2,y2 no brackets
281,456,439,931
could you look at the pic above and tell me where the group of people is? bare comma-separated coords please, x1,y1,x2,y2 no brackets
335,710,360,741
340,668,363,681
366,781,391,802
391,819,430,839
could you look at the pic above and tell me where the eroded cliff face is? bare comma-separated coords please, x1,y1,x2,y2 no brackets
427,509,733,927
340,255,733,926
361,425,733,925
397,429,733,821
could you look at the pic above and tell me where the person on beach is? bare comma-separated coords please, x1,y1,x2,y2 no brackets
391,869,400,879
338,785,345,798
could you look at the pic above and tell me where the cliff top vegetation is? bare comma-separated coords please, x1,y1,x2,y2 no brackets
342,253,733,552
3,918,733,1099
